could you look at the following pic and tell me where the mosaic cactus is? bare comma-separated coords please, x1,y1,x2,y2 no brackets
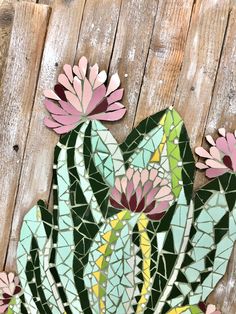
3,57,235,314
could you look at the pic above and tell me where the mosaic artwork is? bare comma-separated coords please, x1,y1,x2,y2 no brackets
1,56,236,314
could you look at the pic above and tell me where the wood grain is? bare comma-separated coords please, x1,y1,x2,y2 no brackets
173,0,231,148
0,2,50,271
0,1,14,84
107,0,158,142
4,0,86,271
75,0,122,70
134,0,195,126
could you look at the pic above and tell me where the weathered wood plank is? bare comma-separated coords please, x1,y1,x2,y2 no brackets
0,1,14,84
75,0,122,70
5,0,124,271
173,0,231,148
0,2,50,271
4,0,86,271
202,6,236,314
106,0,158,142
134,0,195,126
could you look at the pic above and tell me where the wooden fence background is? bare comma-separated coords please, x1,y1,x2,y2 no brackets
0,0,236,312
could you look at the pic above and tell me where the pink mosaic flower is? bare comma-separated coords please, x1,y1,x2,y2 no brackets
44,56,126,134
195,128,236,178
0,272,21,313
205,304,221,314
110,168,174,221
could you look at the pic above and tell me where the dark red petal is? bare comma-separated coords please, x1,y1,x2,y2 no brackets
14,286,21,294
54,84,67,101
129,193,137,211
198,302,207,312
136,197,145,212
223,155,233,170
144,200,156,213
121,193,130,209
147,212,165,221
110,198,124,209
89,98,108,115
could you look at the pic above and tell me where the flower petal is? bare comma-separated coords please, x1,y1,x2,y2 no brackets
206,168,228,178
54,124,77,134
94,70,107,89
195,147,213,159
58,74,75,93
73,56,88,79
63,64,73,82
44,99,67,115
59,100,81,115
86,85,106,114
82,77,93,112
52,114,80,126
65,91,82,112
209,146,221,161
206,135,215,146
107,88,124,104
205,159,227,169
89,108,126,121
216,137,230,155
106,73,120,96
196,162,209,169
44,117,61,128
73,77,82,101
89,63,99,86
44,89,61,101
218,128,226,137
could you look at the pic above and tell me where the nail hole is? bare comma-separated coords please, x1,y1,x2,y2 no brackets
13,145,19,152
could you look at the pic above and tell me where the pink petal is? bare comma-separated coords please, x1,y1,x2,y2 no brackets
216,137,230,155
148,201,169,215
107,102,124,111
65,91,82,112
54,124,77,134
143,181,153,196
44,99,67,115
196,162,209,169
136,186,143,204
44,89,61,101
141,169,149,185
121,177,128,193
63,64,73,82
133,172,141,190
206,135,215,146
115,178,122,192
0,303,9,313
86,85,106,114
127,180,134,200
153,176,162,187
156,186,172,199
150,169,158,181
206,159,227,169
0,272,8,285
218,128,226,137
89,108,126,121
8,273,14,284
106,73,120,96
226,132,236,147
82,77,93,112
209,146,221,161
74,56,88,79
58,74,74,93
195,147,213,159
73,77,82,100
126,168,134,180
94,70,107,89
59,100,81,115
111,187,121,201
44,117,61,128
146,188,159,206
89,64,99,86
206,168,228,178
52,114,80,126
107,88,124,105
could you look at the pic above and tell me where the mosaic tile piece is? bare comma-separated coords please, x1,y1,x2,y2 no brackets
1,57,234,314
